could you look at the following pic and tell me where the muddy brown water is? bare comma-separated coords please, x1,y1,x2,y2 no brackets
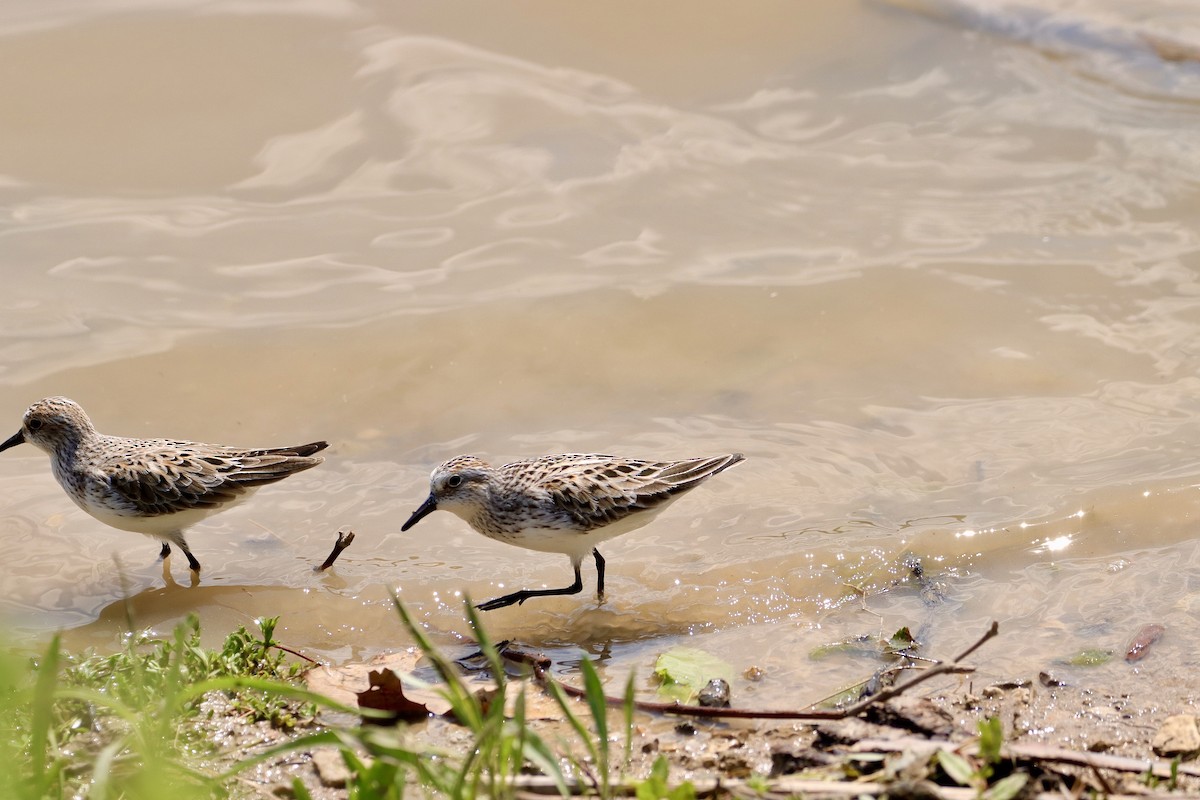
2,0,1200,719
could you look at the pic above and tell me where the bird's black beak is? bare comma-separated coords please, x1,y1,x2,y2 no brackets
0,430,24,453
401,495,438,531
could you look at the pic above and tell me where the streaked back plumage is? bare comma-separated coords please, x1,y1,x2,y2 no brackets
1,396,327,570
420,452,743,561
403,451,744,610
510,452,743,531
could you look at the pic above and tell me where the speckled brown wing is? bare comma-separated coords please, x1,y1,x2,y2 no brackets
530,453,744,532
97,440,328,518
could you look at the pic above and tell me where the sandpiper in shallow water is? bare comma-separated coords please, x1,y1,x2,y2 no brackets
401,452,744,610
0,396,328,573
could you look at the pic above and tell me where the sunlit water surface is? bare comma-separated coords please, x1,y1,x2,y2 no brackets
2,0,1200,713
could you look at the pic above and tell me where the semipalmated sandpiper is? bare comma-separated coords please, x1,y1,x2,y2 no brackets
0,396,327,573
401,452,744,610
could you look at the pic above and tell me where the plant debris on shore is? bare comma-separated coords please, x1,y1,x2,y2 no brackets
2,601,1198,800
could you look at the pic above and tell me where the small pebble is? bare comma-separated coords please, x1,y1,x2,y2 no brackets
1038,671,1066,687
312,748,352,788
1152,715,1200,758
698,678,731,708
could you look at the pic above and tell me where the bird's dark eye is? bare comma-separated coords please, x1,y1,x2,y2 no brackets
447,475,463,488
27,418,42,431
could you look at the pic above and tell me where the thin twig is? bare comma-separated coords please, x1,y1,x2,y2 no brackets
269,642,319,665
951,620,1000,662
503,620,999,721
830,620,999,718
1089,763,1116,796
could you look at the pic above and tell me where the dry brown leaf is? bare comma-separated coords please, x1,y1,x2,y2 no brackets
304,649,452,716
357,667,432,724
303,647,572,723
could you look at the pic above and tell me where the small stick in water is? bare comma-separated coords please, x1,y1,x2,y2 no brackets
316,530,355,572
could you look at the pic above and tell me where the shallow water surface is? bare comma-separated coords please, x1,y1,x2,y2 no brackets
2,0,1200,712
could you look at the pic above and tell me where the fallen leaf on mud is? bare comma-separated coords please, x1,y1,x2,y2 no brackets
809,634,877,660
304,648,567,722
654,647,734,703
816,687,861,710
1064,648,1113,667
812,629,918,663
886,627,915,652
1125,623,1165,663
357,668,432,724
305,649,448,712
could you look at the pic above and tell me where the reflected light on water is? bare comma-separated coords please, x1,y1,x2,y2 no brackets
0,0,1197,713
1032,535,1075,554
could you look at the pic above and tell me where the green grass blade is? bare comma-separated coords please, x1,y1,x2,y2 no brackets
579,655,610,790
290,777,314,800
520,728,570,797
218,729,347,779
544,673,602,785
936,749,976,787
388,589,484,731
86,737,126,800
984,773,1029,800
622,671,636,772
579,656,608,745
171,674,378,719
29,633,61,787
463,596,508,693
53,687,143,728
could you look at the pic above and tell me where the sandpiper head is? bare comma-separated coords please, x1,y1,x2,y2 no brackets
0,397,95,456
401,455,492,531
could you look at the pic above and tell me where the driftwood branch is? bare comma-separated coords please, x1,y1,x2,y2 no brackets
315,530,356,572
502,620,999,722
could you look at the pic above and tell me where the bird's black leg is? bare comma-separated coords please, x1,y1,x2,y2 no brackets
476,563,583,611
178,536,201,573
593,548,606,603
159,542,171,561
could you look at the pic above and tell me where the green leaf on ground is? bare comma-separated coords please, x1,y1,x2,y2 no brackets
653,648,734,703
978,716,1004,764
984,773,1030,800
1066,649,1113,667
808,635,877,660
636,755,696,800
937,749,977,787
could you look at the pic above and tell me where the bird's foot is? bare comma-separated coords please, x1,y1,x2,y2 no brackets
159,542,171,561
476,591,531,612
